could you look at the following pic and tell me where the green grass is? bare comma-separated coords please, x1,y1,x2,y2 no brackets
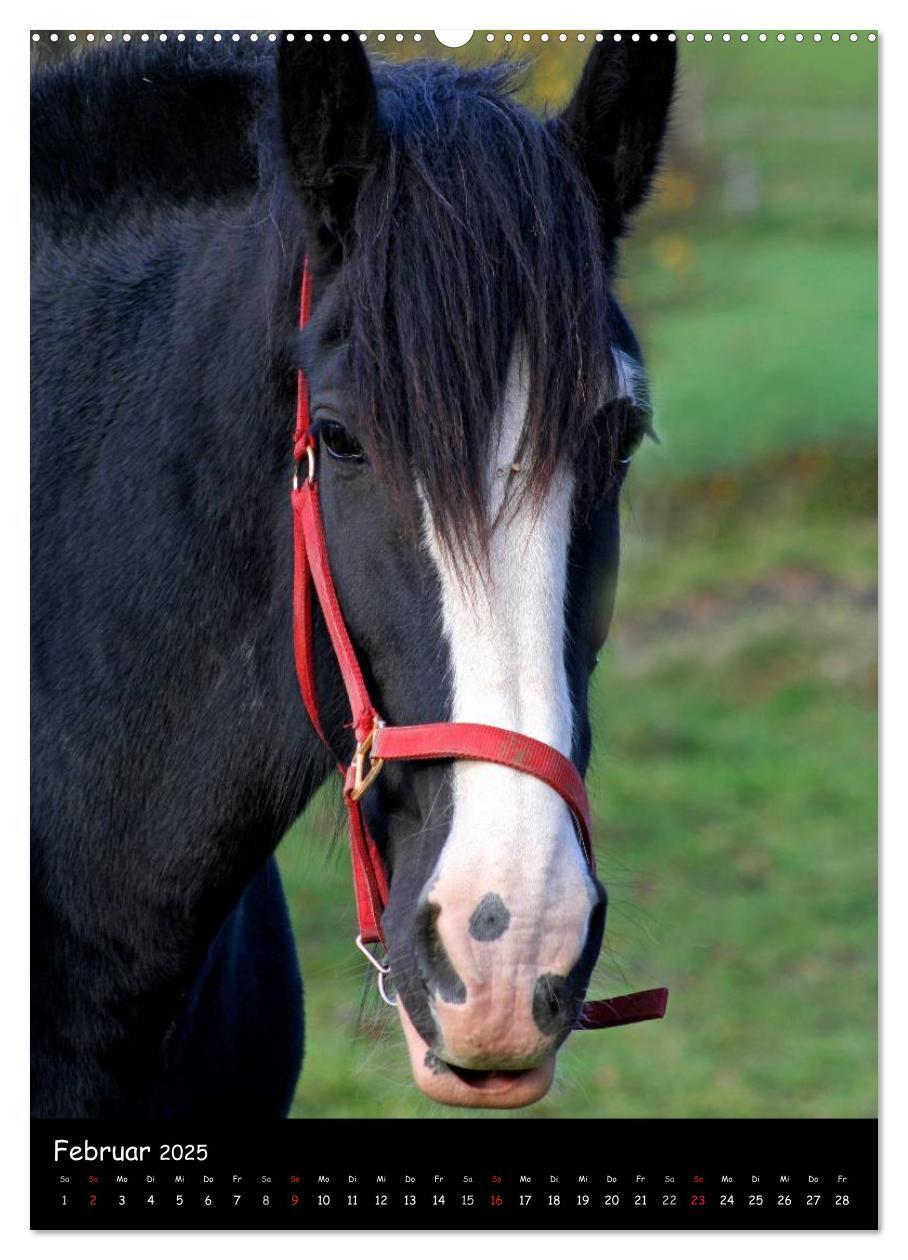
274,38,876,1119
617,38,877,479
622,235,876,477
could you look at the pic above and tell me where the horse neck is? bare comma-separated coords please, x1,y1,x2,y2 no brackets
33,202,335,1073
126,211,331,887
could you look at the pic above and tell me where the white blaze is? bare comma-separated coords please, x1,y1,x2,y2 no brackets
421,354,593,980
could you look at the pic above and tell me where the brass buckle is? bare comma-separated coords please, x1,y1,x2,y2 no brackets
349,718,385,801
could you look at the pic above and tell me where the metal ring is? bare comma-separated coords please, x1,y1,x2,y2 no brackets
291,443,318,491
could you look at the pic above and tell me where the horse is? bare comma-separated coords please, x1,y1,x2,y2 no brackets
30,31,676,1118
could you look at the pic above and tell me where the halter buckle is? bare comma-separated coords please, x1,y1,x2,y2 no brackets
349,718,385,801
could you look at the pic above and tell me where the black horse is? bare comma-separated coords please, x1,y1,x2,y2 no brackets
31,33,676,1117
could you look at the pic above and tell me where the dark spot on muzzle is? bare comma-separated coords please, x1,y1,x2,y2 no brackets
468,892,511,942
415,901,467,1005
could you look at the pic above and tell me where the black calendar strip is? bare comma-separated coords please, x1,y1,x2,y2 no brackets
31,1118,877,1230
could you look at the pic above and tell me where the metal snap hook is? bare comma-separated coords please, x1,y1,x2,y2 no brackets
354,934,397,1007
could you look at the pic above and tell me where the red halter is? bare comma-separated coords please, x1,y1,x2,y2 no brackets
290,260,667,1033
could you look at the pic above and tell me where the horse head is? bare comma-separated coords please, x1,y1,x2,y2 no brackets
278,32,676,1107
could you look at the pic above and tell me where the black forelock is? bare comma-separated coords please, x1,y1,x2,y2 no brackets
336,59,615,563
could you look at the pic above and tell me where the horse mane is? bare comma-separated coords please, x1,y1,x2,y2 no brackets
32,43,618,560
30,41,272,236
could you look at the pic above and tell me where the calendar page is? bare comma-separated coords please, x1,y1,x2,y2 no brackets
30,26,878,1232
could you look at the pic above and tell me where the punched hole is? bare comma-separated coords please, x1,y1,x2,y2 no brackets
434,29,473,47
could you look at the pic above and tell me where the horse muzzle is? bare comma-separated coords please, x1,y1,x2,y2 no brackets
382,874,606,1108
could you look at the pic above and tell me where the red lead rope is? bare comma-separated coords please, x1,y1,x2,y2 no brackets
290,259,668,1032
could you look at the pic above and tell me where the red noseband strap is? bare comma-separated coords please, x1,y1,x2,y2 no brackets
290,259,667,1033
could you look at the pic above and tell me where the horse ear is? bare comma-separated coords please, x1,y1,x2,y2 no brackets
560,32,677,240
277,32,380,251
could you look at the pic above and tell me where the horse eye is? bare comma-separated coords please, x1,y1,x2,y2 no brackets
617,402,656,466
320,421,365,463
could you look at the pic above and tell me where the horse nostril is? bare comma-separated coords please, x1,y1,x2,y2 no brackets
414,901,467,1005
532,891,607,1038
532,973,575,1036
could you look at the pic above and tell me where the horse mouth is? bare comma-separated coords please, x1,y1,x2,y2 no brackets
396,996,556,1108
444,1064,546,1093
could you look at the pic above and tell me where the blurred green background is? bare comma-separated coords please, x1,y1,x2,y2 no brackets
277,33,877,1119
36,30,875,1118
